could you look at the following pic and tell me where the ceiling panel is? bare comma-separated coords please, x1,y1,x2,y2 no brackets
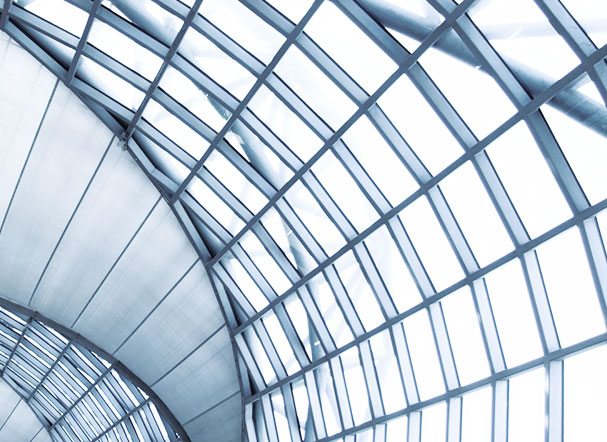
114,260,225,384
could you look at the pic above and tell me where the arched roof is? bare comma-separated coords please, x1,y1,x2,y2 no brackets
0,0,607,441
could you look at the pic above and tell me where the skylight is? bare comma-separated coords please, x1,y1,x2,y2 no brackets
0,0,606,441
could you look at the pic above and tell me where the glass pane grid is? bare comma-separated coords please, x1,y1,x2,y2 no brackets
1,0,607,441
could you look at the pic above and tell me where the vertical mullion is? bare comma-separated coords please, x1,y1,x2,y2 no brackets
390,324,419,406
211,265,257,318
261,394,280,442
353,243,398,319
304,369,327,439
332,140,391,214
522,252,560,352
408,411,422,442
281,383,304,442
232,244,278,302
446,396,462,442
324,266,365,337
472,279,506,374
254,320,288,380
234,334,266,391
493,381,508,442
274,304,311,367
301,173,357,239
428,302,460,391
329,357,354,430
359,340,384,419
547,360,564,442
580,217,607,325
245,403,258,442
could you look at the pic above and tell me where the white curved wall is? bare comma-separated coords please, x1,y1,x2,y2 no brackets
0,379,51,442
0,32,241,442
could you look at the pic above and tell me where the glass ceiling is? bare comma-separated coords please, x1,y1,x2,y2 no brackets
0,301,184,441
0,0,606,441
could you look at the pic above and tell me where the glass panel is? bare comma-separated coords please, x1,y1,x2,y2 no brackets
180,28,256,100
484,259,542,367
417,29,517,139
275,46,357,129
258,208,314,273
560,0,607,47
486,121,571,238
461,386,492,442
284,295,313,360
159,66,230,132
403,310,444,401
357,428,374,441
440,287,490,385
541,95,607,205
204,150,268,213
312,150,379,233
369,330,406,414
307,274,353,348
222,253,269,311
399,196,465,292
240,231,291,295
381,1,444,53
232,121,294,189
285,180,346,257
88,19,163,80
187,176,244,236
342,115,418,206
262,313,299,375
316,362,342,435
199,0,285,64
334,251,384,332
341,346,371,426
249,85,323,162
598,210,607,244
271,391,291,441
378,74,463,175
508,368,545,442
21,0,88,36
421,401,446,442
112,0,182,40
364,225,423,313
564,345,607,442
244,327,276,385
535,227,604,347
304,1,397,94
292,378,309,440
440,161,513,267
386,415,408,442
78,57,145,111
267,0,313,24
142,100,210,160
470,0,581,90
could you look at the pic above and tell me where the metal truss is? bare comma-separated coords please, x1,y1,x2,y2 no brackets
1,0,606,441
